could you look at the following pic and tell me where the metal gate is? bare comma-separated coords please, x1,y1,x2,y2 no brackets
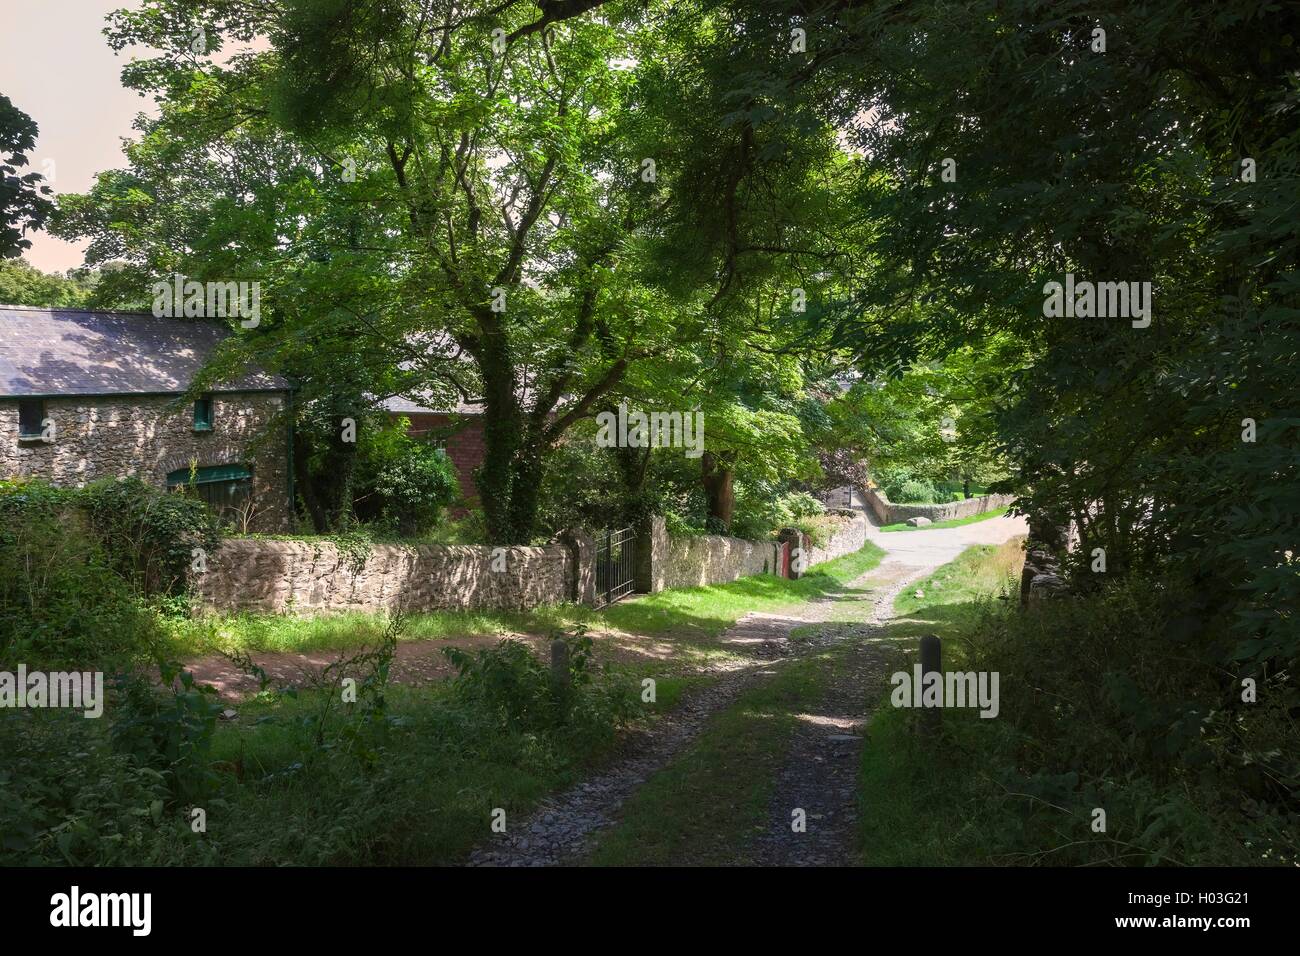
594,526,636,607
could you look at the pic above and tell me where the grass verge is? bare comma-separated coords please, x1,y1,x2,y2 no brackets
857,541,1296,866
599,541,886,639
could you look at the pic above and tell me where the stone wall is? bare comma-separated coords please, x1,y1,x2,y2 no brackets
862,485,1016,526
196,537,574,614
638,512,868,593
636,515,779,593
195,512,873,616
657,531,780,591
0,391,291,532
798,510,868,569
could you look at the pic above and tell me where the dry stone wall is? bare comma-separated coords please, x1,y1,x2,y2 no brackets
657,531,780,591
196,537,574,614
799,510,868,569
862,485,1015,526
195,512,875,616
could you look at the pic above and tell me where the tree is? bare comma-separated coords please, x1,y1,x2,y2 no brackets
740,0,1299,663
0,95,53,259
61,0,854,543
0,259,96,307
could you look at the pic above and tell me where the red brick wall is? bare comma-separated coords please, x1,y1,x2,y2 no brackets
393,412,485,510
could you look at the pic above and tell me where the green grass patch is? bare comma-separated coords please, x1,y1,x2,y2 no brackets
600,541,886,640
879,509,1009,532
585,650,841,866
891,539,1023,620
165,604,580,657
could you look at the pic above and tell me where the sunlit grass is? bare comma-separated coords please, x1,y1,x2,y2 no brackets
167,542,888,657
891,537,1023,619
165,604,582,657
601,542,887,638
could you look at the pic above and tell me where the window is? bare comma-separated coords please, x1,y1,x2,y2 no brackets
18,398,46,439
193,395,214,432
167,464,253,525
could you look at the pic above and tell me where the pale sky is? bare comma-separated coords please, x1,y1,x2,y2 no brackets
0,0,153,273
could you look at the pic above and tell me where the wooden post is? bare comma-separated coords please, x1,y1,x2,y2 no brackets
920,634,942,735
550,638,570,691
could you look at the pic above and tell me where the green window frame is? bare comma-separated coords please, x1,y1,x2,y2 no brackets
193,395,214,432
167,464,253,524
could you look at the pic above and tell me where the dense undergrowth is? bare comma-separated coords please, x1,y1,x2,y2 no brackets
860,546,1299,866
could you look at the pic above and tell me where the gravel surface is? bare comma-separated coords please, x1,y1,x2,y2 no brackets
467,510,1026,867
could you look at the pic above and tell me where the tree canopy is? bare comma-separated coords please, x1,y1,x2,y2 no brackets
0,94,54,259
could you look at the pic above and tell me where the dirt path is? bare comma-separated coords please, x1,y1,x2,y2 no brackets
466,566,886,866
467,509,1028,867
742,513,1028,865
744,561,920,866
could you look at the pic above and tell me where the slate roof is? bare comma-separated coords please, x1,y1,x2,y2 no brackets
382,394,484,416
0,305,289,398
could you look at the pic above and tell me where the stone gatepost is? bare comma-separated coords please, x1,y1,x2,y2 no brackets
557,528,596,605
633,515,668,594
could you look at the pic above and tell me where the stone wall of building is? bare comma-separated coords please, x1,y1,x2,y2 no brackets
0,391,291,532
195,537,574,614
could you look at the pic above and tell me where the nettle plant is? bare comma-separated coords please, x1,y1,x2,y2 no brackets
443,624,634,735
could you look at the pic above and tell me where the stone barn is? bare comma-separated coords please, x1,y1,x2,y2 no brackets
0,305,293,531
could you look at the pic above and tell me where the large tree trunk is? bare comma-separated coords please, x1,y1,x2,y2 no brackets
701,451,734,531
476,341,529,543
612,418,652,526
293,429,329,532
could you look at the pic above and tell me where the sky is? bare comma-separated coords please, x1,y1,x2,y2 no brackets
0,0,153,274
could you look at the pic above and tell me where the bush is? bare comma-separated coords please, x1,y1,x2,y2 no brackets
887,576,1299,865
443,628,635,742
80,477,219,597
0,710,189,865
0,480,163,669
109,663,223,805
354,420,459,535
895,479,938,503
778,491,825,519
663,510,704,538
791,513,849,548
